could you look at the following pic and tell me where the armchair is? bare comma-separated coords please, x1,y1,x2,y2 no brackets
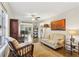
6,37,34,57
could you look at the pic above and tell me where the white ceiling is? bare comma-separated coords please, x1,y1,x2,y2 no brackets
8,2,79,22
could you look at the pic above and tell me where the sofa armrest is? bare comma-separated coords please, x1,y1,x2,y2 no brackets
16,44,34,57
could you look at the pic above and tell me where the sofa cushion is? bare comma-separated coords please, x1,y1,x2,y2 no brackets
6,37,20,49
44,34,49,39
12,38,20,49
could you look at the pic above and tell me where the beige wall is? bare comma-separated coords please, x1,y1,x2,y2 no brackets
53,7,79,30
40,7,79,36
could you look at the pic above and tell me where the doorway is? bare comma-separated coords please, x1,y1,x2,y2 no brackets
10,19,19,41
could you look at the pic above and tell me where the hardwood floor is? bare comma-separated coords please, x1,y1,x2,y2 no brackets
9,42,79,57
33,42,79,57
33,42,63,57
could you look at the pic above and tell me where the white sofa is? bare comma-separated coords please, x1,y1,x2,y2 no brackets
41,32,65,49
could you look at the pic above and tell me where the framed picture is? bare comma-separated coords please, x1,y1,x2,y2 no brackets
51,19,66,30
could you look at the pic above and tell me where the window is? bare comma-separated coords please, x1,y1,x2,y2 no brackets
0,10,3,46
0,9,8,47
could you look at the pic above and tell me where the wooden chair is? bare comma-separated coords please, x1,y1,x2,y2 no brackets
6,37,34,57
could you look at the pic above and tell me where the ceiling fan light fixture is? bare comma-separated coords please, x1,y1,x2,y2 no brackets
32,18,35,21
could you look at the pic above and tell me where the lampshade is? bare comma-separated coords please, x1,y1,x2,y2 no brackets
68,30,79,35
44,24,49,28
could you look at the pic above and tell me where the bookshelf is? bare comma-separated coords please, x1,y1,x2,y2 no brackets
33,21,38,39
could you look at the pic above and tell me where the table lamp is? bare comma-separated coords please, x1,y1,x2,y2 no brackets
44,24,49,28
43,24,49,38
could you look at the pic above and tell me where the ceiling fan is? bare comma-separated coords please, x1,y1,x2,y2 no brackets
26,13,40,21
31,15,40,21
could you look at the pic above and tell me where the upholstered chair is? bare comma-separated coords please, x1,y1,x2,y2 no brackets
6,37,34,57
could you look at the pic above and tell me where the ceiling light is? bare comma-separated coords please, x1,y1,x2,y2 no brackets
32,18,35,21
